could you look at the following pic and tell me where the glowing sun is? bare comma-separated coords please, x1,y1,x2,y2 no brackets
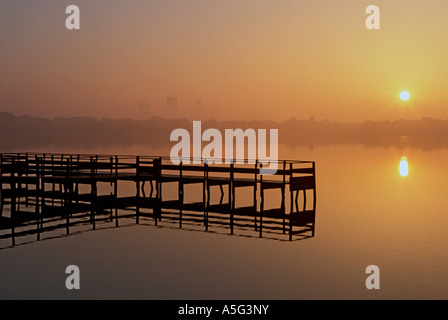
400,91,410,101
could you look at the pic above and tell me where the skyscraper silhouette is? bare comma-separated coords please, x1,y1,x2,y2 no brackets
166,97,178,112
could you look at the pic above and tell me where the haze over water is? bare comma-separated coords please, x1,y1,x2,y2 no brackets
1,142,447,299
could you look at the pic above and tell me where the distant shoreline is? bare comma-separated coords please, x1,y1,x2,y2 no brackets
1,112,447,150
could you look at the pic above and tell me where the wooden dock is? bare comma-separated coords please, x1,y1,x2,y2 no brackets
0,153,317,245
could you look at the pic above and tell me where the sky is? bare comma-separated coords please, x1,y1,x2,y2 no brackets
1,0,448,121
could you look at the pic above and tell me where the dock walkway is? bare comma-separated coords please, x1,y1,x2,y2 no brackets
0,153,317,245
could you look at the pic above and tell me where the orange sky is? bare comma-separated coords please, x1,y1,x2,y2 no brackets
1,0,448,121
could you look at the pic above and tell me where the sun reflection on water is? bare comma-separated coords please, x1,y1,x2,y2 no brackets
399,156,409,177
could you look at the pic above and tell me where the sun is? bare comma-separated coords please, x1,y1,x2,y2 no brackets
400,91,410,101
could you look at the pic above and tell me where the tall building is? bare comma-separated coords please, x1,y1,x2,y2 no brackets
138,103,150,119
194,99,204,120
166,97,178,112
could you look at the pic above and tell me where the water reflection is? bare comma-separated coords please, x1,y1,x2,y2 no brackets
0,153,318,249
3,145,448,299
399,156,409,177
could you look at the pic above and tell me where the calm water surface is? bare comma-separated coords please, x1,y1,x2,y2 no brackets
1,143,447,299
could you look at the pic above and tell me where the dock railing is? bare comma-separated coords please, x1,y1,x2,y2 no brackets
0,153,317,246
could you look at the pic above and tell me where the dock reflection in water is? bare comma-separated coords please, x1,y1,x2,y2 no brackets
0,153,317,248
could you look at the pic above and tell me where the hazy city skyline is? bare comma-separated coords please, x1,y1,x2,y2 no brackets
2,1,448,121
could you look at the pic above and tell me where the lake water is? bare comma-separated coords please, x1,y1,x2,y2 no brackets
1,143,448,299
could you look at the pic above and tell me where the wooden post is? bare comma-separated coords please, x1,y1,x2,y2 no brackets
65,182,70,235
204,162,208,231
136,156,140,224
259,163,263,238
16,155,21,213
35,155,40,241
109,156,114,222
154,157,162,225
254,160,258,231
295,186,299,213
90,156,96,230
41,156,46,232
11,156,16,246
51,155,55,207
24,153,29,208
158,157,162,222
303,187,307,211
0,155,3,218
312,162,317,237
114,156,119,227
230,162,234,235
179,160,183,229
282,160,286,234
154,158,159,226
91,181,96,230
289,162,293,241
58,154,63,207
69,156,73,222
